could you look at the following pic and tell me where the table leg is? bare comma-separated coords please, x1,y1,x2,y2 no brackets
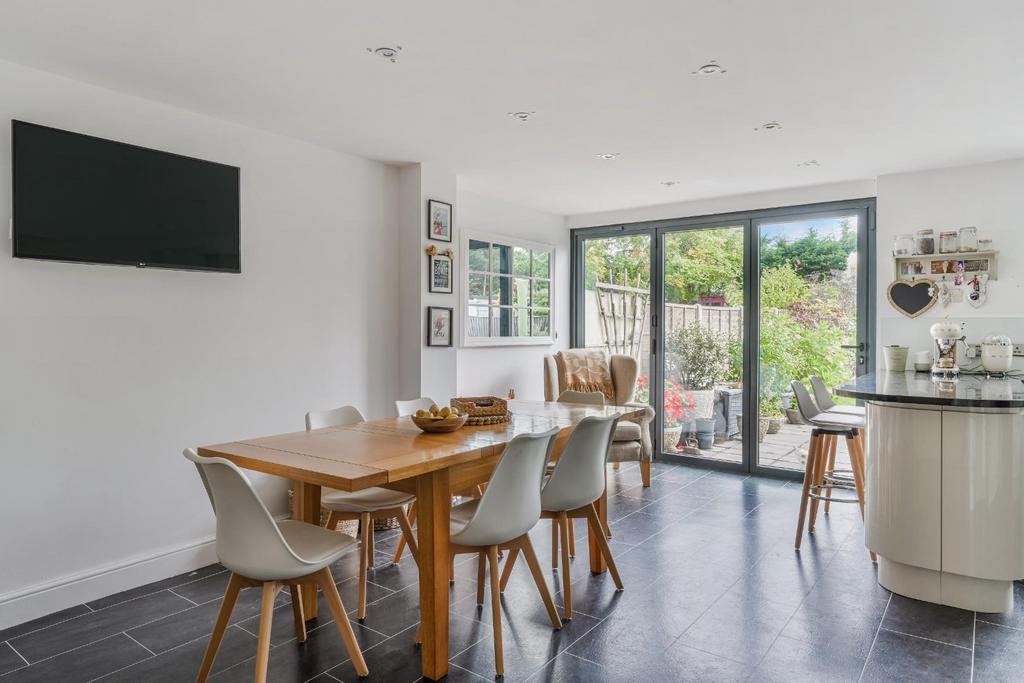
588,486,609,574
292,481,322,619
415,469,451,681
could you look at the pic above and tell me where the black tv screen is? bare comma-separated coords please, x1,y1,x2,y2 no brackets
12,120,240,273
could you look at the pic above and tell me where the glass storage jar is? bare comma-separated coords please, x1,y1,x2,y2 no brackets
978,238,993,252
915,229,935,255
958,226,978,252
893,234,914,256
939,231,959,254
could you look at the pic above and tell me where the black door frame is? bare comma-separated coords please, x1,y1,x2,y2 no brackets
570,197,876,477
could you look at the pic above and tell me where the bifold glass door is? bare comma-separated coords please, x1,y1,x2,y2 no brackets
754,210,869,473
572,200,873,474
659,224,746,465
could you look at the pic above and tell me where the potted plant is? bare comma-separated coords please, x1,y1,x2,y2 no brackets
785,394,804,424
666,322,727,420
662,378,696,451
694,417,716,449
762,394,783,435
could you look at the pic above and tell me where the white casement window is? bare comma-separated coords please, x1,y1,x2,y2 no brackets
462,231,554,346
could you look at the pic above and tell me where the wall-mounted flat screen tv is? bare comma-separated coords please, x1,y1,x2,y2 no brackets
12,120,240,273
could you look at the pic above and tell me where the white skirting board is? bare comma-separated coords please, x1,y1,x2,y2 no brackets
0,535,218,631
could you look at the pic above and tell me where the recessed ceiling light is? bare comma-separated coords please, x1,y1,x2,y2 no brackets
596,152,620,160
754,121,783,132
367,46,402,62
661,181,680,187
507,111,537,122
692,61,726,75
797,159,820,168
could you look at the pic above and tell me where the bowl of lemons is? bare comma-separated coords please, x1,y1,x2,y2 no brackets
410,404,468,433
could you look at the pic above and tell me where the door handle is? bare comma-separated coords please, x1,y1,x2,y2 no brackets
841,343,866,351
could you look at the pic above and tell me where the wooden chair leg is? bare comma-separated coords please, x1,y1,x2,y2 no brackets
809,435,830,531
848,433,878,562
487,546,504,677
519,536,563,630
195,573,243,683
396,507,419,564
288,585,307,643
499,546,520,592
795,432,821,549
319,568,369,677
358,512,371,620
823,434,839,514
640,460,652,487
392,501,416,564
476,552,486,605
254,582,279,683
583,504,624,590
326,511,340,531
551,519,559,570
567,517,576,559
367,519,375,564
558,512,573,620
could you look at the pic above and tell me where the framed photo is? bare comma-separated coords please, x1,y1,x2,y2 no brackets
429,252,453,293
427,199,453,242
899,260,925,277
426,306,453,347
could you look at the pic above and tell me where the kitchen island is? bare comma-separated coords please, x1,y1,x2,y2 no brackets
837,372,1024,612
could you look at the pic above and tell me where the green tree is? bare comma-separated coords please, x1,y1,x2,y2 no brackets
663,228,743,304
584,235,650,289
760,220,856,277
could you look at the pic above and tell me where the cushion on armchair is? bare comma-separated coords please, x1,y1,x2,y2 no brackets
613,422,642,442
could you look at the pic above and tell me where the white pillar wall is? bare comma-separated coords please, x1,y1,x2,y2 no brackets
397,163,459,406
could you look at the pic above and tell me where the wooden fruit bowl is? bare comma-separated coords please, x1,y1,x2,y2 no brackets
411,413,468,433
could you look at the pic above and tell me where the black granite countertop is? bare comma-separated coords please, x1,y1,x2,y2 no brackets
835,372,1024,408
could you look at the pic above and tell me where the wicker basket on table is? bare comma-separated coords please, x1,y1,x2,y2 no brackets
450,396,512,425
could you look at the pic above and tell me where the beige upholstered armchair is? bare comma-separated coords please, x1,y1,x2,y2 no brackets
543,353,656,487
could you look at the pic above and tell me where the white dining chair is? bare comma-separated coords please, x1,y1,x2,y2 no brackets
183,449,368,682
395,397,436,417
499,414,623,620
417,427,564,677
389,398,435,564
551,389,611,564
306,406,419,620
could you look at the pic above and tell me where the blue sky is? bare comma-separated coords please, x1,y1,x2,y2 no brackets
760,216,858,241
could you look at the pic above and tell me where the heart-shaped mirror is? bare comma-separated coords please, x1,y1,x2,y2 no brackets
887,279,938,318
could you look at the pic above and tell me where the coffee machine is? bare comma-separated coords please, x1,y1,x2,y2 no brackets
930,321,965,378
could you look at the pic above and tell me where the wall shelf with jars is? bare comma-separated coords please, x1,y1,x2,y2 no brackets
892,227,997,281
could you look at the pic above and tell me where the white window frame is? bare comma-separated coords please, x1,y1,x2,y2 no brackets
461,230,555,347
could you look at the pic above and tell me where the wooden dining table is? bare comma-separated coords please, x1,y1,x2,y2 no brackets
198,399,647,680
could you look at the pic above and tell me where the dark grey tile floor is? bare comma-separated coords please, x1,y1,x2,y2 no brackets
2,460,1022,682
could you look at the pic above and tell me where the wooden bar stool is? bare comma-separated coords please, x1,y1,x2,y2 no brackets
790,381,875,561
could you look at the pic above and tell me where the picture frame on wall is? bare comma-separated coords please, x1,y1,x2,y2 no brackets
427,199,453,242
426,306,453,347
429,252,453,293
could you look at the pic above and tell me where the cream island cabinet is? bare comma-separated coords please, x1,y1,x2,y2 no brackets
837,371,1024,612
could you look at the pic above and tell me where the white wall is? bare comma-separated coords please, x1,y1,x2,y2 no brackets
396,163,460,406
875,159,1024,367
567,179,877,228
456,189,568,400
0,60,400,627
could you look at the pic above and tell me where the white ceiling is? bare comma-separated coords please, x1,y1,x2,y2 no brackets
0,0,1021,215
